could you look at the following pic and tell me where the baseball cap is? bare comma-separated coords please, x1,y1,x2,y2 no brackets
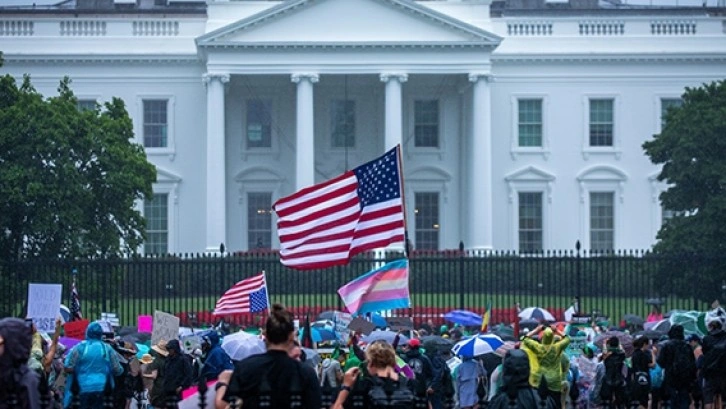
686,334,700,343
407,338,421,348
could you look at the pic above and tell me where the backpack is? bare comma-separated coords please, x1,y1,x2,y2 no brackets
603,353,626,388
702,336,726,378
668,341,697,386
367,376,415,409
406,356,428,396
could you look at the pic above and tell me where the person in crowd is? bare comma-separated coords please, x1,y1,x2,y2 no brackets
63,321,124,408
488,349,554,409
147,340,169,409
600,336,628,408
0,317,40,409
139,353,155,404
161,339,192,406
401,337,435,407
657,324,697,409
214,304,321,409
630,336,655,409
200,331,233,382
319,354,343,391
426,342,447,409
457,355,486,409
331,341,415,409
521,324,570,406
687,334,705,409
702,307,726,409
647,306,664,323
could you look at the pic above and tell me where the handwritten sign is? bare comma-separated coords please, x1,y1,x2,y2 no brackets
64,319,90,340
27,283,62,333
138,315,153,333
151,310,179,345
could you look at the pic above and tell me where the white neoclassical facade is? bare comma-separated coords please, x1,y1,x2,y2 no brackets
1,0,725,254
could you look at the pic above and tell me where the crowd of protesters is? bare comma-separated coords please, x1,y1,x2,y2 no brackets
1,303,725,409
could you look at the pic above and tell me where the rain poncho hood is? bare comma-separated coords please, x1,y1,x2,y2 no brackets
203,331,221,347
199,332,232,381
0,318,32,368
541,328,554,345
85,322,103,340
0,318,39,409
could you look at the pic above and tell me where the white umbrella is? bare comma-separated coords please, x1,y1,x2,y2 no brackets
518,307,556,322
222,331,265,361
451,334,504,358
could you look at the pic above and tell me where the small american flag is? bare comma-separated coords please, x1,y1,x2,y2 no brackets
213,272,269,315
70,279,82,321
274,146,405,270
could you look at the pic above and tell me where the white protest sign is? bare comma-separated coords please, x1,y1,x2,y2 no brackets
151,310,180,345
27,283,63,333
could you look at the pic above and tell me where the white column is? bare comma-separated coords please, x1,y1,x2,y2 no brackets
380,73,408,151
468,73,493,251
291,73,319,190
203,73,229,253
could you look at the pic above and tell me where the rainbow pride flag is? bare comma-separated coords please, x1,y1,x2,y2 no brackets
337,259,410,315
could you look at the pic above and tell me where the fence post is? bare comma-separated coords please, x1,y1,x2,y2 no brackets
459,241,465,311
576,240,582,316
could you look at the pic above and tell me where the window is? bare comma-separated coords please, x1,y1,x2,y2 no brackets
246,99,272,149
330,99,355,148
518,192,543,253
247,192,272,249
77,99,96,111
590,192,614,252
589,99,614,147
414,100,439,148
660,98,683,128
518,99,543,147
143,99,168,148
144,193,168,254
414,192,439,250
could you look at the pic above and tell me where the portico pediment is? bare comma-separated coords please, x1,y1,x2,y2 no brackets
197,0,501,49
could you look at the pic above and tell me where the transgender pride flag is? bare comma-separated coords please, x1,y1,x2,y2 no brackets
337,259,410,316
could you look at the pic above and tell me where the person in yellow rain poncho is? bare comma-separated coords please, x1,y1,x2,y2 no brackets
521,324,570,407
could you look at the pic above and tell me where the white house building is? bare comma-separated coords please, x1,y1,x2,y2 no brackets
1,0,725,255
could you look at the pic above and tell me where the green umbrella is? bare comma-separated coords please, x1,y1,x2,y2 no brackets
669,311,708,337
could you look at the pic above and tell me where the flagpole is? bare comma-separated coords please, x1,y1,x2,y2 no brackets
395,144,410,259
263,270,271,312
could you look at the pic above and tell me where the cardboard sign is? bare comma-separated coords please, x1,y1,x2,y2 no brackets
348,317,376,335
138,315,153,333
27,283,63,333
386,317,414,331
332,312,352,342
97,320,114,334
100,313,119,327
151,311,179,345
181,334,202,354
64,319,90,340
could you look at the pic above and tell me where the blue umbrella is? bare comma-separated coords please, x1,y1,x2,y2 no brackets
444,310,483,326
311,327,337,343
451,334,504,358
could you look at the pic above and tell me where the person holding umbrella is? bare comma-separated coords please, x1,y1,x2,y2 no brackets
521,324,570,406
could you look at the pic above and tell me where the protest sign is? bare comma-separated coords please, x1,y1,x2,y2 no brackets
386,317,414,331
152,310,179,345
138,315,153,333
64,319,90,340
27,283,62,333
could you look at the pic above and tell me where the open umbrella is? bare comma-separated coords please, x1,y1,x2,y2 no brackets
644,319,671,333
632,330,666,341
302,347,321,367
444,310,483,326
593,331,634,357
59,336,82,351
222,331,265,361
361,329,408,345
451,334,504,358
623,314,645,327
518,307,555,322
421,335,454,353
311,327,337,343
669,311,708,337
59,305,71,323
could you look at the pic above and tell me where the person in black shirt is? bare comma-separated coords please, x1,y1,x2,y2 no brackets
630,336,655,409
214,304,321,409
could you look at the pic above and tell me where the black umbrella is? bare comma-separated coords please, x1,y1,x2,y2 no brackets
624,314,645,326
594,331,634,357
632,330,666,341
122,332,151,344
421,335,453,353
118,326,138,336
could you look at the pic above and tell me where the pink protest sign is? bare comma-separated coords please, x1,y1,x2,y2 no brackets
138,315,153,333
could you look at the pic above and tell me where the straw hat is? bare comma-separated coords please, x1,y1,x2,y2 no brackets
139,354,155,364
151,339,169,357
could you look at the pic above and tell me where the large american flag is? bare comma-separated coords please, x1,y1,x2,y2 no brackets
70,278,82,321
274,146,405,270
213,272,269,315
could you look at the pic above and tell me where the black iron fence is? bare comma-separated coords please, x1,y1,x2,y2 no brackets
1,247,725,327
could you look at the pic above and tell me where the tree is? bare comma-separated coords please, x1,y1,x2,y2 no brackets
643,80,726,302
0,75,156,261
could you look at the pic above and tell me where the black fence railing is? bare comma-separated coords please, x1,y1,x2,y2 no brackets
1,249,725,327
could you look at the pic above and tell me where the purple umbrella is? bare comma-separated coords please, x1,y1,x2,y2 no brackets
59,337,82,350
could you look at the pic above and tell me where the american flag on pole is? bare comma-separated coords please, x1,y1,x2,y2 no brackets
70,278,82,321
213,272,269,315
274,146,405,270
